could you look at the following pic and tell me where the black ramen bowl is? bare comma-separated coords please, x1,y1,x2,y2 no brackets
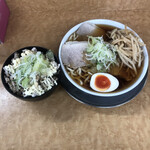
60,70,148,108
58,19,149,107
1,46,60,101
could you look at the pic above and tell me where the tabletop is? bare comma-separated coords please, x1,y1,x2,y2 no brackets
0,0,150,150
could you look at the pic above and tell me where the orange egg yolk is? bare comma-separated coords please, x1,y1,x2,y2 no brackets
95,75,111,91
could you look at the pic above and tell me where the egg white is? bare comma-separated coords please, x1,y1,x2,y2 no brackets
90,73,119,92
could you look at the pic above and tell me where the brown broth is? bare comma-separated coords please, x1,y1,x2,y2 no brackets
66,24,144,93
112,62,143,93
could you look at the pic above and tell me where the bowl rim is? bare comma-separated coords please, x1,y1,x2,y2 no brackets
1,46,59,100
59,19,149,97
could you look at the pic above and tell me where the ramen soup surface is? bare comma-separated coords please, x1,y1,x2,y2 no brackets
64,24,144,93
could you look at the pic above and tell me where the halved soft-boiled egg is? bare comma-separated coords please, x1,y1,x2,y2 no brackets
90,73,119,92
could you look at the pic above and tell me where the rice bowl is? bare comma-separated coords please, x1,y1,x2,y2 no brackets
1,46,60,101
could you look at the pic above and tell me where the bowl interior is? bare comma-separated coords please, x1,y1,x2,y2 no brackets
59,19,149,97
1,46,60,101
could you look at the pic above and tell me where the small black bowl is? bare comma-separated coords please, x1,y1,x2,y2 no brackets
1,46,60,101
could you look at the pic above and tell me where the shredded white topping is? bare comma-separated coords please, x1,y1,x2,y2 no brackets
3,48,59,97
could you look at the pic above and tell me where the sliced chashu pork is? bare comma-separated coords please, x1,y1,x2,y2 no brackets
76,22,105,37
61,41,88,68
